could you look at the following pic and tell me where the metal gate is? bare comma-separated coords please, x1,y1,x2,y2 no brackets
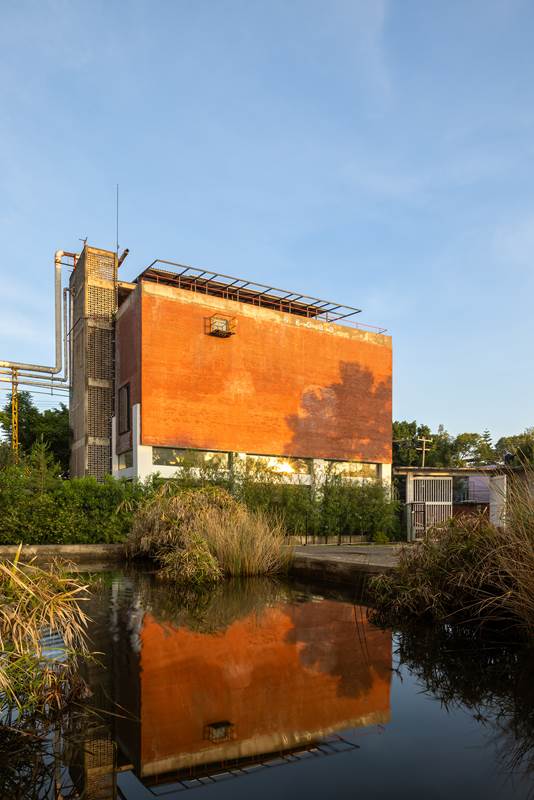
407,477,453,540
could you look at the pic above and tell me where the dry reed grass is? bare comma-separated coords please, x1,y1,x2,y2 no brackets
491,472,534,636
198,505,291,577
126,485,240,559
0,548,90,717
127,484,291,583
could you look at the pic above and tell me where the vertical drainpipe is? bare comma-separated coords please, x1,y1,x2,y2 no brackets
0,250,65,375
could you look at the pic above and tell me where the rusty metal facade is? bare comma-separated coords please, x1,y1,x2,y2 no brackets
69,246,117,479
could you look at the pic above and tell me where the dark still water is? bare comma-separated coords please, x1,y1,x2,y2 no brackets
72,571,534,799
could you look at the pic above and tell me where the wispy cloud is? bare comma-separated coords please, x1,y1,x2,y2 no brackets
342,145,520,202
353,0,391,101
344,0,391,105
492,212,534,271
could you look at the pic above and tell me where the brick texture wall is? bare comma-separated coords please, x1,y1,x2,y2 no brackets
136,282,392,463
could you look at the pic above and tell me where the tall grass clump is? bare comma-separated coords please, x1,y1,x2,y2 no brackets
0,549,90,723
492,472,534,634
195,505,290,576
370,470,534,638
126,484,291,584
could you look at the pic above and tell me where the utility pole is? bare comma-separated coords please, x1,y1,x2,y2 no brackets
416,436,432,467
11,368,19,461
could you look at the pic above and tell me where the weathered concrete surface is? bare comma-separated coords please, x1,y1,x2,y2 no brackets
0,543,125,566
291,544,402,584
137,281,392,462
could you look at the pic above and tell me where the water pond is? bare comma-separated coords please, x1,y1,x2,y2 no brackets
24,570,534,798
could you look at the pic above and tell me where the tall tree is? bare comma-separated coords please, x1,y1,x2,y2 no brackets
392,420,418,466
478,429,495,465
0,392,70,474
425,424,454,468
393,420,530,468
495,428,534,466
453,432,484,466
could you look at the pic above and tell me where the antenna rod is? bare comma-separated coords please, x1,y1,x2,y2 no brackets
116,183,119,255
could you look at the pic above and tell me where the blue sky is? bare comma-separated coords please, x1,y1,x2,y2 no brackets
1,0,533,438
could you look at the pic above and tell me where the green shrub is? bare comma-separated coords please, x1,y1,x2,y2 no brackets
0,445,148,545
319,473,399,539
0,441,399,545
372,530,390,544
236,479,317,535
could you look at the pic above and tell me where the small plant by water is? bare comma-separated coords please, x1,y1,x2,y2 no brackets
126,484,291,584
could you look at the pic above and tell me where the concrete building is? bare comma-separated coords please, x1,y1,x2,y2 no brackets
394,466,492,540
393,465,532,539
70,245,392,485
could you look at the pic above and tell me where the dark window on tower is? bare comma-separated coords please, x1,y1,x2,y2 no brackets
118,384,131,435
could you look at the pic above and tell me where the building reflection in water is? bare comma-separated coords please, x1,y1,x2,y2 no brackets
86,575,392,789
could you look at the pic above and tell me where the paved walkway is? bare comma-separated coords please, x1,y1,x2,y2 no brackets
291,544,402,583
295,544,402,567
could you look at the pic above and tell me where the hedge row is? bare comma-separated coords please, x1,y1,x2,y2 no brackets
0,445,400,544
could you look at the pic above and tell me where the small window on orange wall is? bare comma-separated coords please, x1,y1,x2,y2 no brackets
118,384,131,435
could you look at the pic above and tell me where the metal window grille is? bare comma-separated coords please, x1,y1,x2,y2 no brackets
206,314,237,338
88,386,113,438
87,327,113,380
88,443,111,481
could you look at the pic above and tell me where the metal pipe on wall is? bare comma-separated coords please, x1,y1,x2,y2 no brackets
0,387,69,399
0,285,72,388
0,375,69,393
0,250,76,375
69,285,73,392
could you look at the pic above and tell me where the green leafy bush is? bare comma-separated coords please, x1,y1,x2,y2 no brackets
236,480,317,535
0,442,398,545
318,473,399,539
0,443,147,544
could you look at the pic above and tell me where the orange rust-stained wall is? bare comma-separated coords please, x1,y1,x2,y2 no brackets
139,281,392,463
139,600,391,776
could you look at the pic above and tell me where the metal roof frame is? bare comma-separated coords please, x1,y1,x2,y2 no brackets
136,259,387,333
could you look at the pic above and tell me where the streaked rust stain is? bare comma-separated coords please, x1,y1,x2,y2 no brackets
127,282,392,463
